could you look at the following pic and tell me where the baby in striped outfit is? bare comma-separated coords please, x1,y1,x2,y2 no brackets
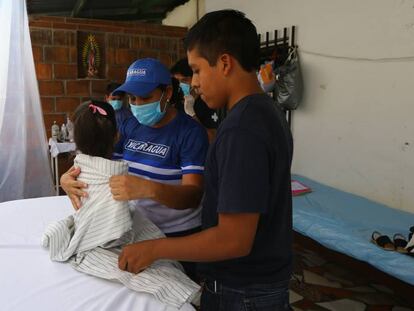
43,100,132,260
42,100,200,308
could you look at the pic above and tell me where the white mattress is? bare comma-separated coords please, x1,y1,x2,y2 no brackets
0,196,195,311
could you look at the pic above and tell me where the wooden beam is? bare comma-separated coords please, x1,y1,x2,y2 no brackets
92,11,165,22
131,0,145,14
77,8,139,17
28,0,183,22
29,11,72,16
71,0,88,18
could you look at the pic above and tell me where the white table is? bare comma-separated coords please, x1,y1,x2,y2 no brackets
0,196,195,311
48,138,76,195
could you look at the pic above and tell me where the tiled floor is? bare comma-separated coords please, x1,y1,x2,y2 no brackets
290,242,413,310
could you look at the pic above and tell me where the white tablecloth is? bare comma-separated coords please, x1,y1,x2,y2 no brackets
49,138,76,157
0,196,195,311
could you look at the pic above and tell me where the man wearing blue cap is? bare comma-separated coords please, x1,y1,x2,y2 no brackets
61,58,209,281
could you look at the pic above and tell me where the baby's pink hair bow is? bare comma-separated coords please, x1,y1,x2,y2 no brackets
89,103,107,116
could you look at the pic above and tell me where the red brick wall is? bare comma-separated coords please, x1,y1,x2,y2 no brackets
30,15,187,137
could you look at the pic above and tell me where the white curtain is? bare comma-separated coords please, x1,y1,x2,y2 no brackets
0,0,54,202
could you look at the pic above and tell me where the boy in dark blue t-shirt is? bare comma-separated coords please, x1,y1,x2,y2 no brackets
117,10,293,310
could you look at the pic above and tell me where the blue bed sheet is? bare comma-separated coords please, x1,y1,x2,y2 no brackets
292,175,414,285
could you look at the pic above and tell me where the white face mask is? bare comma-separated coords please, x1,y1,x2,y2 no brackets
180,82,191,96
129,92,167,126
108,99,123,110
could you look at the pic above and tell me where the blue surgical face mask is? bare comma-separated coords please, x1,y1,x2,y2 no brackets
129,93,166,126
108,99,123,111
179,82,191,96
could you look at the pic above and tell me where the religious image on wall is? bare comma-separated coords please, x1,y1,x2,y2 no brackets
77,32,105,79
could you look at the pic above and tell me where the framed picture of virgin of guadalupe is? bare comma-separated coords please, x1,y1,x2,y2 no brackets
77,32,105,79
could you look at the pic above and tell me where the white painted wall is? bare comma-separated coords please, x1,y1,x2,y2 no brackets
166,0,414,213
163,0,205,28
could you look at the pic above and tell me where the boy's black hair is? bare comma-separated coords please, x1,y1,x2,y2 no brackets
106,82,122,95
170,58,193,77
153,78,183,110
170,77,184,110
73,100,117,159
184,10,260,72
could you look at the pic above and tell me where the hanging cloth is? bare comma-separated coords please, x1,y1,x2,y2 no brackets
274,46,304,110
0,0,53,202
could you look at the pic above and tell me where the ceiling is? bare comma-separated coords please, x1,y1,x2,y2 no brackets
27,0,190,23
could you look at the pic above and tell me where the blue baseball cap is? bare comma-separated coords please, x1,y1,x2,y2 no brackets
113,58,172,97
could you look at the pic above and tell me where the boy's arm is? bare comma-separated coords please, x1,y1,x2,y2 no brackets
118,212,260,273
109,173,203,210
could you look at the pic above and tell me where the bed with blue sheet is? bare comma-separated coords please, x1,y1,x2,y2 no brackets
292,175,414,286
